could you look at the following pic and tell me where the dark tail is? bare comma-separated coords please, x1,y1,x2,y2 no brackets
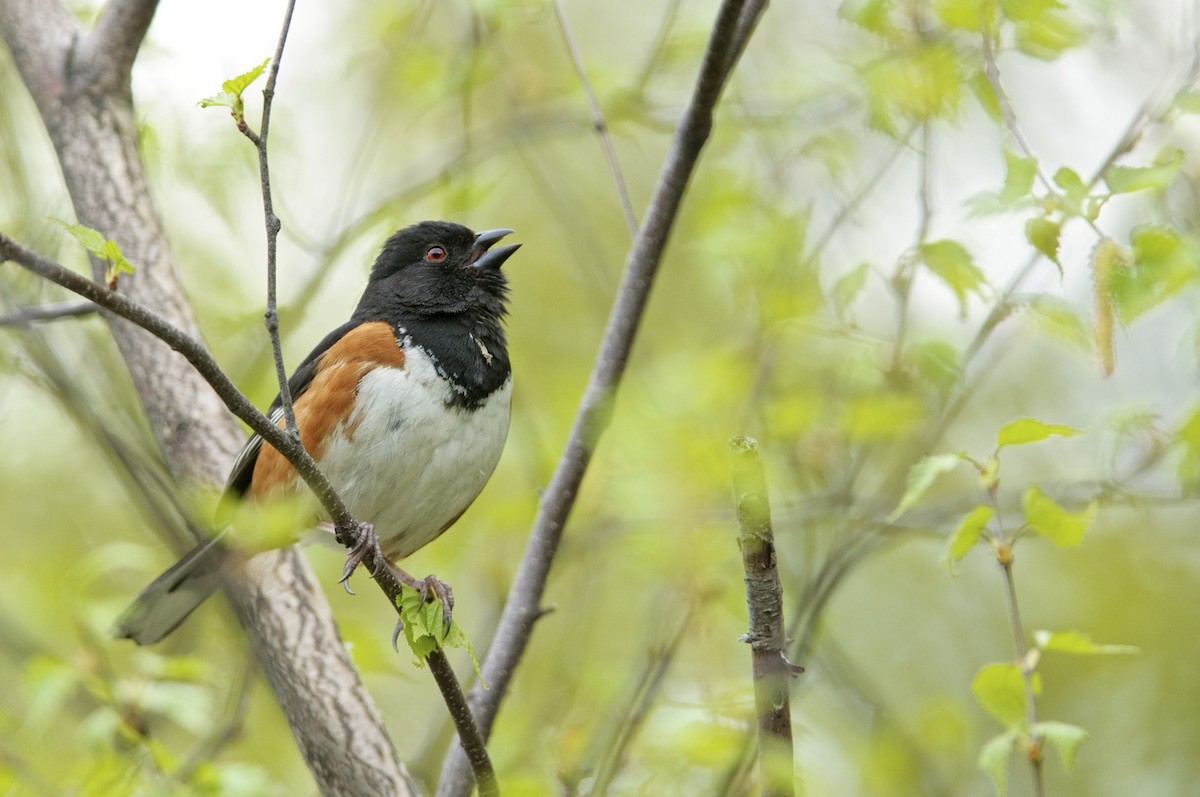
111,534,227,645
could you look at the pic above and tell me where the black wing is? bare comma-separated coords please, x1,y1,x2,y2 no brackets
224,320,362,496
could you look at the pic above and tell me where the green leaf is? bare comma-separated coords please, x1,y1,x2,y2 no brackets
832,262,871,318
48,217,136,285
1025,217,1062,267
978,730,1019,797
839,0,895,35
1052,166,1088,207
919,239,987,313
1176,91,1200,114
944,504,994,566
198,58,271,111
1033,629,1140,656
1108,224,1200,326
909,339,962,397
1022,485,1096,547
889,453,962,521
969,69,1003,122
1104,150,1184,195
1033,721,1088,771
972,663,1034,728
397,587,483,677
1000,150,1038,204
996,418,1080,449
1025,295,1091,352
934,0,999,31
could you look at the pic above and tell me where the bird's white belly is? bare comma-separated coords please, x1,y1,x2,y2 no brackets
315,349,511,559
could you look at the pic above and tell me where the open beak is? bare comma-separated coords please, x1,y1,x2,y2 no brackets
470,228,520,270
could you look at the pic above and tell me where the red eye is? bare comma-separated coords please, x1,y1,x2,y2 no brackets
426,245,447,262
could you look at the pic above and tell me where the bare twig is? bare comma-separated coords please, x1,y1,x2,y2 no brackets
552,0,639,236
436,3,768,794
587,613,691,797
240,0,299,437
426,651,499,797
1000,556,1045,797
0,300,96,326
730,437,797,797
161,654,257,791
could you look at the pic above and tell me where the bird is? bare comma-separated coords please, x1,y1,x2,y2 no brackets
113,220,520,645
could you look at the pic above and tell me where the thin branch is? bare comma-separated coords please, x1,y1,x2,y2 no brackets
241,0,299,436
436,2,768,794
730,436,798,797
588,613,691,797
426,651,499,797
0,300,96,326
162,654,257,791
1000,557,1045,797
552,0,639,236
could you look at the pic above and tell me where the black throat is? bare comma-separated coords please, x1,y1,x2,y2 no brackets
370,308,510,409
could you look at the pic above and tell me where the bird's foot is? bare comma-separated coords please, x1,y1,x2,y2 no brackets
392,568,455,637
339,522,386,595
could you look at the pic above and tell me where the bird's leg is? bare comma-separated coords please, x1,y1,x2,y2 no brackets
338,522,386,595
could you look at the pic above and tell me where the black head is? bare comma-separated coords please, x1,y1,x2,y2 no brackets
352,221,520,408
355,221,518,321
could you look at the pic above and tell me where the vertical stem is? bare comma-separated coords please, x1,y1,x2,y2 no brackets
729,436,799,797
257,0,300,436
999,556,1045,797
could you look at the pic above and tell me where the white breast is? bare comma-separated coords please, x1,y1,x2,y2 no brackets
314,347,511,559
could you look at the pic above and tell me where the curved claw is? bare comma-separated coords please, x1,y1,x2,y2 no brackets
339,522,385,594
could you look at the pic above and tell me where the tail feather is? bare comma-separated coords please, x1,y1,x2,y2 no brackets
112,534,228,645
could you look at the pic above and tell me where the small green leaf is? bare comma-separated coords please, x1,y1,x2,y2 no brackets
919,239,987,313
934,0,999,31
198,58,270,111
1033,629,1140,656
909,339,962,397
396,588,483,678
944,504,994,566
1053,167,1088,207
1176,91,1200,114
996,418,1080,449
1000,150,1038,204
890,453,963,521
1025,295,1091,352
832,262,871,318
978,730,1019,797
1104,150,1184,195
48,217,136,285
972,663,1034,728
1025,217,1062,267
1033,721,1088,771
1022,485,1096,547
1107,224,1200,327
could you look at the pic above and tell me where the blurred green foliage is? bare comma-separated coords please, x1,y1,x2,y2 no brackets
3,0,1200,795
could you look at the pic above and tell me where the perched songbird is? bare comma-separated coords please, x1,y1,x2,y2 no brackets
114,221,519,645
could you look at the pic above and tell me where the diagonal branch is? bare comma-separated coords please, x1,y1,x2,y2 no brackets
436,1,768,794
552,0,639,236
0,232,359,544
